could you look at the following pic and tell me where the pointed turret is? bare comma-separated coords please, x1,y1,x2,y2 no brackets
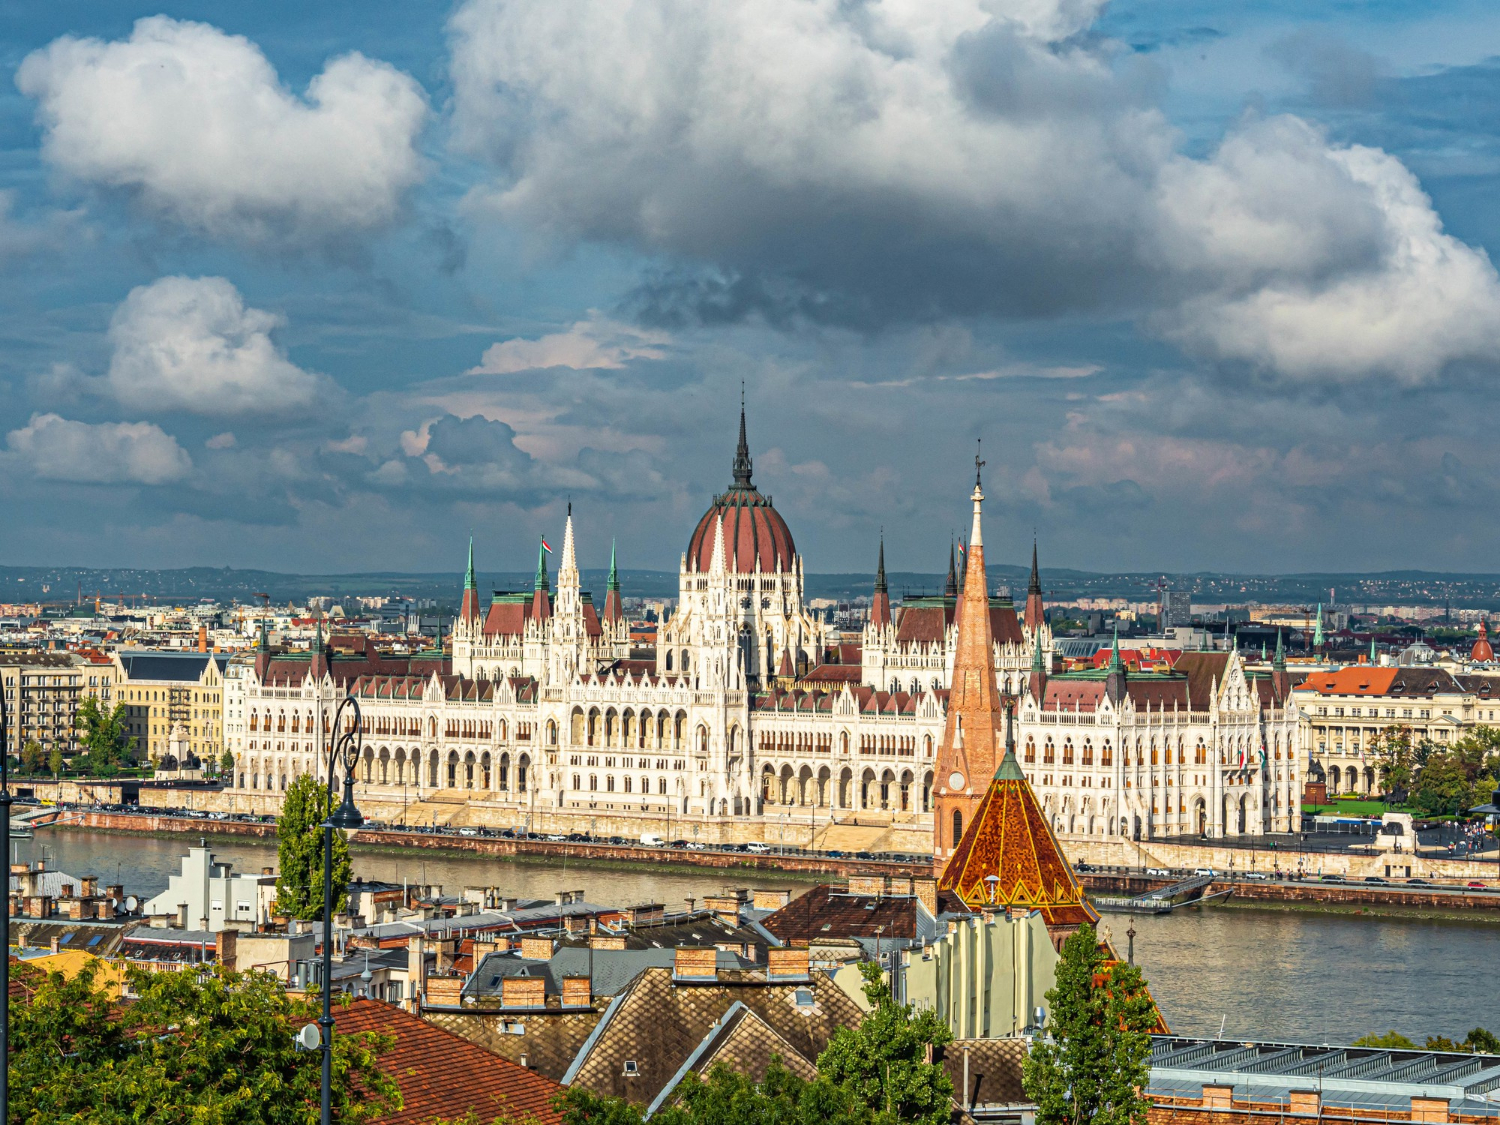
1027,630,1048,702
603,539,624,625
944,539,958,599
933,458,1007,872
938,701,1098,934
1271,628,1292,702
1313,603,1325,650
870,534,891,628
309,618,329,681
1105,625,1126,703
1024,538,1045,630
732,384,754,489
459,537,482,623
1472,619,1494,663
530,538,552,621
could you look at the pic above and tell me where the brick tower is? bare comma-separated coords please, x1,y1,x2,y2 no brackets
932,458,1006,873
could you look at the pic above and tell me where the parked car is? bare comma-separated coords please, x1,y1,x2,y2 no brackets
1467,881,1489,889
1193,868,1218,877
1241,872,1268,880
1145,867,1172,876
1364,876,1388,884
744,842,770,854
1407,878,1431,886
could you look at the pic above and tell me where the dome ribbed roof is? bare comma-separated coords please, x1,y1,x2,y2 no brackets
685,398,797,573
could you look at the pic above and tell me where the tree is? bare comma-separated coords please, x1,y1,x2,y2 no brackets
20,738,44,774
74,696,137,776
11,960,401,1124
1370,726,1430,799
48,746,63,779
221,750,237,777
815,962,954,1125
275,771,352,920
1353,1030,1417,1049
1023,924,1157,1125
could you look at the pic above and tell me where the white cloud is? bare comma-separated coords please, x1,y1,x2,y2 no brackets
17,16,428,244
469,315,670,374
6,412,192,484
106,276,326,416
205,432,237,449
448,0,1500,382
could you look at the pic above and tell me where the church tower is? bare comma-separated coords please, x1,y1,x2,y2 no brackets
933,458,1007,872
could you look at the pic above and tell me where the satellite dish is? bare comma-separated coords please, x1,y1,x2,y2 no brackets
125,896,138,912
297,1023,321,1051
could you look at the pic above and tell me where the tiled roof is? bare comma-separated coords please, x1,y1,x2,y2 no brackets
941,1037,1027,1111
565,967,862,1105
759,885,922,943
426,1008,604,1083
335,998,564,1125
937,751,1099,931
686,486,796,574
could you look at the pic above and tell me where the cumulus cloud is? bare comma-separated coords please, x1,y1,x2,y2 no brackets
5,412,192,484
469,315,670,374
17,16,428,244
448,0,1500,381
106,276,327,415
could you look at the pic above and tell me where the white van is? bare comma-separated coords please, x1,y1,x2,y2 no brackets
639,833,665,847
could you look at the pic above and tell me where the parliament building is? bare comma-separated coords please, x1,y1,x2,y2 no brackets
224,410,1301,844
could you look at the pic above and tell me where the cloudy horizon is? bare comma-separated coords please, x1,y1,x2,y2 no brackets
2,0,1499,579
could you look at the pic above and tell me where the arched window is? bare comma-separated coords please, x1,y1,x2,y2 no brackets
951,809,963,847
1025,738,1036,763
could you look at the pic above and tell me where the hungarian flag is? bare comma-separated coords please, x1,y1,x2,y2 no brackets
541,538,553,554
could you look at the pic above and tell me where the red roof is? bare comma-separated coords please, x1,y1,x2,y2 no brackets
335,999,563,1125
686,487,796,573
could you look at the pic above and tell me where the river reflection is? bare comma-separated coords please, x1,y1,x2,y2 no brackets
23,830,1493,1046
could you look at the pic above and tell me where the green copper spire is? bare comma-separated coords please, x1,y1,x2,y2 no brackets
1031,635,1045,673
1370,635,1378,663
535,538,550,592
1261,640,1267,661
1273,628,1286,671
1107,625,1123,673
311,617,324,653
607,539,620,592
995,703,1026,781
464,536,476,591
1313,603,1325,648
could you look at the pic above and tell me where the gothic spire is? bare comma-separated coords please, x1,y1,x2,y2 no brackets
464,536,476,591
875,534,887,595
996,702,1024,780
871,533,892,629
534,538,550,592
1028,538,1041,596
732,383,754,488
1273,628,1286,670
608,539,620,592
945,538,958,599
1107,625,1123,674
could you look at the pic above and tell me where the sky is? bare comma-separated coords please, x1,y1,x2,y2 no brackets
2,0,1500,579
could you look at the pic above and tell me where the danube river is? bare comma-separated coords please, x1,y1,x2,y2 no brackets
25,829,1495,1046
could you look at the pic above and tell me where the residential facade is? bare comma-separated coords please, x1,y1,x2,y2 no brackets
0,651,117,760
113,651,229,767
1293,666,1500,796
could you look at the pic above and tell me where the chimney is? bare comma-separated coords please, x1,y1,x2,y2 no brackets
501,976,546,1009
216,929,238,971
519,936,555,961
49,936,60,954
767,948,810,980
673,946,718,980
561,976,592,1008
1411,1098,1450,1124
1289,1092,1321,1117
913,877,938,917
407,936,427,1009
1202,1086,1233,1110
177,904,189,928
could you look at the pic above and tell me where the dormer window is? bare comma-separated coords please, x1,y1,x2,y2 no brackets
623,1060,639,1077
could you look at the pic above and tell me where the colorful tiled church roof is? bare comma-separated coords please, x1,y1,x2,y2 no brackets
937,706,1099,930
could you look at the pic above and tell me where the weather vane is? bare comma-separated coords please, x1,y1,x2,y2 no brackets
974,439,985,488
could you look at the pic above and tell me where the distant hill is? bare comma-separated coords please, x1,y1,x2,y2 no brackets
5,565,1500,610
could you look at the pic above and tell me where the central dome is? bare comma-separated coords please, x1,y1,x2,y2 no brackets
685,403,797,573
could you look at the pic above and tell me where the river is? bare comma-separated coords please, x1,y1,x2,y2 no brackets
23,829,1494,1047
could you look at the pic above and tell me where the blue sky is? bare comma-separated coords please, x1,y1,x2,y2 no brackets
2,0,1500,578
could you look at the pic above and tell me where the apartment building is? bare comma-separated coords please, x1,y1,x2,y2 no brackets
1292,666,1500,795
0,651,117,759
113,652,229,767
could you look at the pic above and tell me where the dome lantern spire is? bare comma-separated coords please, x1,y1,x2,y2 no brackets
732,382,753,489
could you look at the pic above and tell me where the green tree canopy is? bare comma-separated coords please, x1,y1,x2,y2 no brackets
20,738,44,774
48,745,64,778
275,771,352,920
11,960,400,1124
73,696,137,776
1353,1031,1418,1049
1023,923,1157,1125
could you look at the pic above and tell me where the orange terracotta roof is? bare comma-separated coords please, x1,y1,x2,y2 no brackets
1301,667,1399,695
335,998,563,1125
937,749,1099,930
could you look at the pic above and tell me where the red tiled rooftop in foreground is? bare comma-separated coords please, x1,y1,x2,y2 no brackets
336,999,564,1125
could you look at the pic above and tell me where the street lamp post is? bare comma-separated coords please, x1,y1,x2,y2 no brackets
320,695,365,1125
0,679,10,1125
